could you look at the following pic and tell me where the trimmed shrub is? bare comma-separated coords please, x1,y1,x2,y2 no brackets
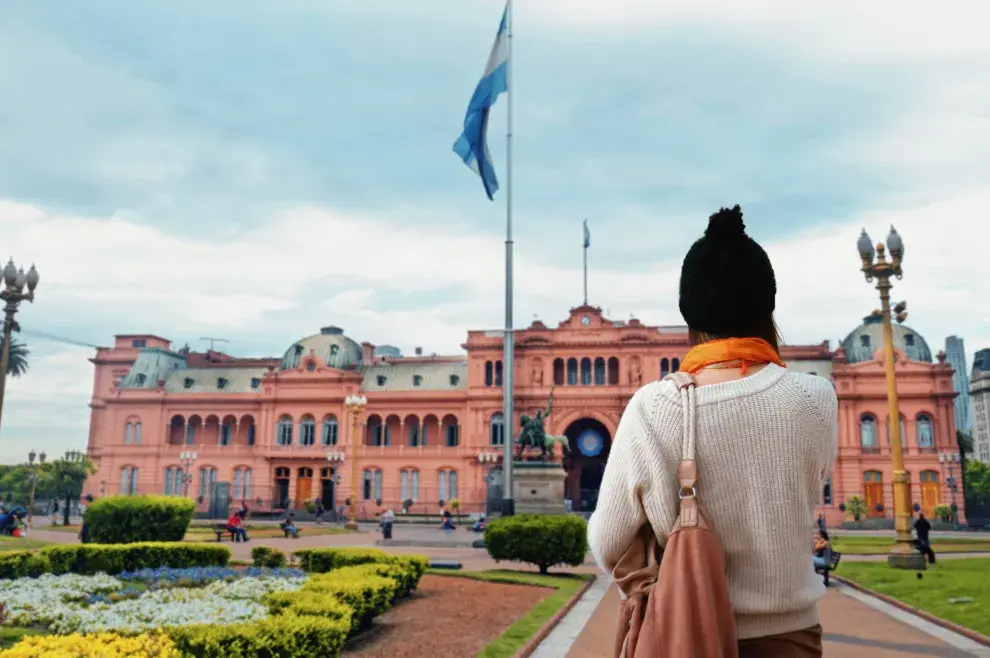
0,632,179,657
251,546,287,569
168,615,348,658
303,570,396,633
294,547,389,573
86,495,195,544
265,590,353,628
485,514,587,574
0,543,230,580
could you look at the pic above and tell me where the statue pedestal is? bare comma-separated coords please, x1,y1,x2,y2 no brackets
513,462,568,515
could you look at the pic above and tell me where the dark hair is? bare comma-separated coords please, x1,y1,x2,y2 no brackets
679,205,780,352
818,530,830,541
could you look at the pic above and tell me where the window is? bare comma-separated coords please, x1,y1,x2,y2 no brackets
580,358,592,385
294,344,303,355
661,358,670,379
905,334,915,347
133,422,141,444
444,420,459,447
408,422,420,447
594,357,606,385
368,417,384,447
247,424,256,446
413,374,423,387
553,358,565,385
250,377,261,389
300,416,316,446
183,378,194,389
860,414,877,449
220,423,232,446
490,412,505,446
233,467,252,500
607,357,620,385
198,467,217,497
916,413,934,449
485,361,493,387
131,339,147,348
886,415,906,445
672,358,681,373
362,469,383,501
376,375,387,386
495,361,504,387
277,415,293,446
449,374,460,386
860,335,871,348
306,361,316,372
322,416,338,446
185,423,196,445
438,469,458,502
114,374,125,387
217,377,228,389
125,423,133,445
120,467,139,495
400,469,420,502
163,467,183,496
135,373,147,385
566,358,578,385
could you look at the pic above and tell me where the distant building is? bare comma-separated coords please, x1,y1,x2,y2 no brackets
970,350,990,463
945,336,971,434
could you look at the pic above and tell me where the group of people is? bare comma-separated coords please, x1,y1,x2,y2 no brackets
0,505,26,536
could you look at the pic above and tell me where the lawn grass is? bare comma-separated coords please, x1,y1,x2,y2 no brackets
832,535,990,555
838,558,990,636
427,569,592,658
39,524,351,539
0,536,51,552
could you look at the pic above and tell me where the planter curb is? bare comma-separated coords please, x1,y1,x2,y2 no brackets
833,575,990,647
515,574,597,658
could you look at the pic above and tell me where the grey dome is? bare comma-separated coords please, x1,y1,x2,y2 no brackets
840,313,932,364
280,326,363,370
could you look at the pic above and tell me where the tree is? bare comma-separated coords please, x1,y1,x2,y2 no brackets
44,453,96,525
4,338,29,378
845,496,867,522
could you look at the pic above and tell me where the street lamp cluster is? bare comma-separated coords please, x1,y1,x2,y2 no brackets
0,259,40,435
179,450,198,498
938,451,961,518
857,226,926,570
26,449,47,528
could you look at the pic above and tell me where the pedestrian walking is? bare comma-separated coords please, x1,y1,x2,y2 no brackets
914,513,936,564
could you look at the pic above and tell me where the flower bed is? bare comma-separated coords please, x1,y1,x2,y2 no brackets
0,547,429,657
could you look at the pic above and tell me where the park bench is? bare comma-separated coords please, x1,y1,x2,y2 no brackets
281,525,303,539
815,550,841,587
212,524,236,542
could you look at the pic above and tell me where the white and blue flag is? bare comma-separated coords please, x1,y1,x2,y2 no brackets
453,4,509,201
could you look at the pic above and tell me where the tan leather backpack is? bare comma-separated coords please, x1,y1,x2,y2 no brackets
612,371,738,658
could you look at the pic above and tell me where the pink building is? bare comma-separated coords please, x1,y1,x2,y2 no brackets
82,308,960,523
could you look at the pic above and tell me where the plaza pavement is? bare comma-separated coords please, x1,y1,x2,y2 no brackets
23,523,990,656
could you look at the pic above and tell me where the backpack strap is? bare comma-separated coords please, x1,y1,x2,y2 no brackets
664,372,700,528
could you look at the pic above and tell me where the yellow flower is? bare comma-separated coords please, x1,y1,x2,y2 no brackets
0,632,179,657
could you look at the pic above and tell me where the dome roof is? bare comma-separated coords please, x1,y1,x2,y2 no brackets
280,326,363,371
840,313,932,364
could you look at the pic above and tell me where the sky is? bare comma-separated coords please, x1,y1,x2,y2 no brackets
1,0,988,464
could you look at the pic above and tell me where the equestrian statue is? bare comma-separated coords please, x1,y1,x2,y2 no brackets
515,384,570,461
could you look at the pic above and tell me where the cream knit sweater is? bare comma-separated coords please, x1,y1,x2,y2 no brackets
588,364,837,639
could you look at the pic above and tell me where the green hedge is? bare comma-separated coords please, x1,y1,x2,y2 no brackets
485,514,588,574
169,615,349,658
85,495,195,544
293,547,388,572
251,546,287,569
0,543,230,579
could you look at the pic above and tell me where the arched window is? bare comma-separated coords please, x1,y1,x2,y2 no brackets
593,357,606,385
660,358,670,379
367,415,384,446
553,358,565,385
276,415,293,446
163,466,183,496
860,414,877,449
672,358,680,373
362,468,383,501
489,412,505,446
566,358,578,385
125,421,142,445
299,416,316,446
484,361,493,387
120,466,139,495
219,422,232,446
198,467,218,498
495,361,504,387
580,357,592,385
400,468,420,502
443,415,459,447
607,357,619,385
233,467,253,500
322,415,339,446
916,413,934,450
438,469,459,502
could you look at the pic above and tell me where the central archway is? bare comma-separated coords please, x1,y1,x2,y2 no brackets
562,418,612,514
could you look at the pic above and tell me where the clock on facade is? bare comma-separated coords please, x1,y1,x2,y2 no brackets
580,315,591,326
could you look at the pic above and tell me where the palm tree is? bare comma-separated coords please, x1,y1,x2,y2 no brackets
4,338,29,378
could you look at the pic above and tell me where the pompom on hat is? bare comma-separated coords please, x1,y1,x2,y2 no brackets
678,205,777,337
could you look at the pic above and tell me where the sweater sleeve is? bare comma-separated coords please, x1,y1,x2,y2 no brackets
587,386,657,576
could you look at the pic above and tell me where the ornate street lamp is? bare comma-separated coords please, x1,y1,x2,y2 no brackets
179,450,198,498
26,449,46,528
938,451,961,523
343,394,367,530
858,226,925,570
0,260,40,435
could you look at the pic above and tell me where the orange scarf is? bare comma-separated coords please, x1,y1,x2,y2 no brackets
678,337,784,375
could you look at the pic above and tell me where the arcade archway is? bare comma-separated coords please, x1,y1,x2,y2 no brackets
563,418,612,514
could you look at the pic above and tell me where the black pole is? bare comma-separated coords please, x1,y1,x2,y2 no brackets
63,491,71,526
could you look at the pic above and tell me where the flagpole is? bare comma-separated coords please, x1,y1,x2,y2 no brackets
583,219,588,305
501,0,516,517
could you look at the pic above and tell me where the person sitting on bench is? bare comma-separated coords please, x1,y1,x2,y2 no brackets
280,513,299,539
226,512,249,543
812,530,831,571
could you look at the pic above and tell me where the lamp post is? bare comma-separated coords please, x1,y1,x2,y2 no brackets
0,260,40,436
938,451,960,523
26,449,46,528
857,226,926,570
179,450,198,498
61,451,84,526
343,394,367,531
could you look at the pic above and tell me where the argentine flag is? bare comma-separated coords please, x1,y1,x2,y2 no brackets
453,4,509,201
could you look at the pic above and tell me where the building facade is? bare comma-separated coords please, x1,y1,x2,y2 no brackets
945,336,971,434
970,369,990,463
82,306,960,523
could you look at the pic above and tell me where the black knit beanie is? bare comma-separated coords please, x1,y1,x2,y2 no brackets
678,205,776,337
